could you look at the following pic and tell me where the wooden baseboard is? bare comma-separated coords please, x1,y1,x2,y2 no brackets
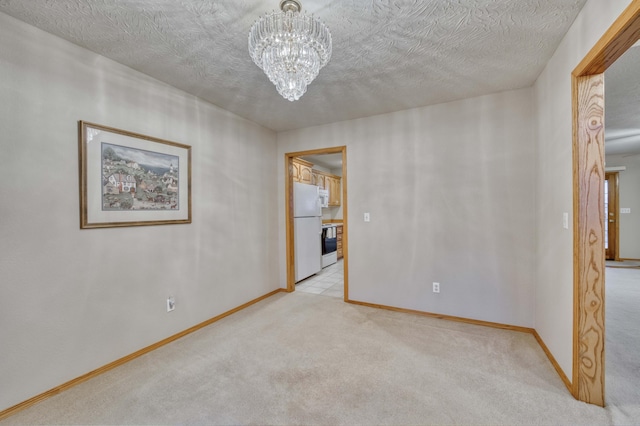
532,330,572,393
346,299,534,333
0,288,286,421
346,298,572,394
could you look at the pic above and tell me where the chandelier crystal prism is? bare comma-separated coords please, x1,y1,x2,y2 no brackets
249,0,332,101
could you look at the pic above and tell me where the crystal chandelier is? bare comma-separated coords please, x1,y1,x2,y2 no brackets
249,0,332,101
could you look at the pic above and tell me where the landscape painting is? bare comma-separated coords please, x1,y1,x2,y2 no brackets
102,143,179,211
79,121,191,229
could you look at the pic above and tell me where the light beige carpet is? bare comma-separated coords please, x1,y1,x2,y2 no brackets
1,292,622,425
605,267,640,424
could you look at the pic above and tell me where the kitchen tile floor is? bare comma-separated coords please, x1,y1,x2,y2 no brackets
296,259,344,298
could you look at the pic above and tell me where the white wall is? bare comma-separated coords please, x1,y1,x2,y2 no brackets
278,88,536,327
534,0,631,380
606,154,640,259
0,13,278,411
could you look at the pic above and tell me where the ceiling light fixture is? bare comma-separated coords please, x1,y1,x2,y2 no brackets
248,0,332,101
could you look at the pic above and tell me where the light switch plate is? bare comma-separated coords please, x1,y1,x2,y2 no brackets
563,212,569,229
364,212,370,222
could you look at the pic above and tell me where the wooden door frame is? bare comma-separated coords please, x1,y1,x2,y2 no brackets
285,146,348,299
605,172,620,261
572,1,640,407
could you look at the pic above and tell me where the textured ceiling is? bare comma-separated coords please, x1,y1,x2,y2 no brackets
0,0,588,132
605,46,640,156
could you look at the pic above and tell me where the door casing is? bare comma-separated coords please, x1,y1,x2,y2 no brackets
605,172,619,261
285,146,348,300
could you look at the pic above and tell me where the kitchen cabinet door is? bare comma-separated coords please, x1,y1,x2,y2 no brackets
328,176,341,206
313,172,326,189
299,165,313,184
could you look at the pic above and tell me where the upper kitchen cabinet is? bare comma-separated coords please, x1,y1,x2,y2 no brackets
292,158,314,184
327,175,341,207
312,171,326,189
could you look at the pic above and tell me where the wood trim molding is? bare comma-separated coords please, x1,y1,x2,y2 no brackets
346,299,534,334
610,172,620,262
0,288,285,421
532,330,572,393
572,73,606,406
285,155,295,292
573,1,640,76
287,147,346,158
571,0,640,407
341,148,348,301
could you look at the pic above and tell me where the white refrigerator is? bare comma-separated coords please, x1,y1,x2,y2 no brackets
294,182,322,282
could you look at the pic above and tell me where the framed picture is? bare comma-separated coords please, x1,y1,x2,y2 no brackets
79,121,191,229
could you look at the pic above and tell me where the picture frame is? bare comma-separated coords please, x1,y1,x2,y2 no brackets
78,121,192,229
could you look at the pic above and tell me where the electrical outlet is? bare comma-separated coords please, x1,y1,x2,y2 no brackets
433,282,440,293
167,296,175,312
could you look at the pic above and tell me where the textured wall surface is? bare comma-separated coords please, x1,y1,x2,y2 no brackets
534,0,631,381
0,13,278,412
0,0,587,131
278,88,536,327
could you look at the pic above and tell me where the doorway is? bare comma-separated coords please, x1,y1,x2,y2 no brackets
605,172,619,261
572,1,640,407
285,146,349,301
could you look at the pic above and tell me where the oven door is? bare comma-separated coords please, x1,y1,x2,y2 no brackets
322,228,337,255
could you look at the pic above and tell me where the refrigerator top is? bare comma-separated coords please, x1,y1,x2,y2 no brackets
294,182,321,218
